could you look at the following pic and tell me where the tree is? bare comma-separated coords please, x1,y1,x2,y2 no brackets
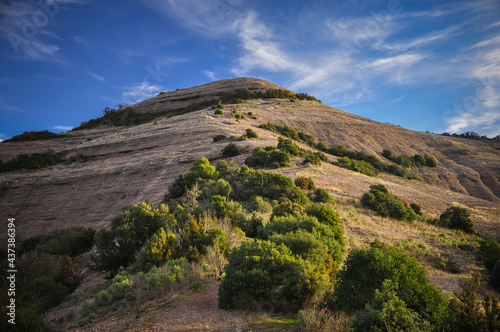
440,206,475,233
382,149,393,160
136,228,179,272
222,143,240,157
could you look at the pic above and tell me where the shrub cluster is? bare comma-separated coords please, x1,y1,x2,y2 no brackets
245,147,292,169
0,150,59,173
260,122,316,146
3,129,61,142
383,149,437,168
326,241,449,325
480,239,500,289
361,184,418,221
439,206,475,233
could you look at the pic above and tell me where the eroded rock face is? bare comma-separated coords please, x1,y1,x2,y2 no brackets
1,78,499,246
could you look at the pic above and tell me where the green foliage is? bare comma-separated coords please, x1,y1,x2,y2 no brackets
245,147,292,169
361,185,416,221
247,196,273,214
74,109,162,130
271,201,304,219
304,152,328,166
382,149,393,160
0,150,59,173
312,188,333,203
166,157,217,198
480,239,500,288
21,226,95,257
222,143,241,157
326,243,449,324
135,228,180,272
410,203,422,215
351,280,432,332
26,276,70,311
316,141,328,151
246,128,259,139
4,129,61,142
93,201,176,271
338,156,380,177
259,122,317,147
492,262,500,290
294,176,316,190
262,215,344,264
278,138,300,155
1,307,51,332
448,272,500,331
218,239,325,311
213,134,227,142
305,204,340,226
440,206,475,233
214,109,224,115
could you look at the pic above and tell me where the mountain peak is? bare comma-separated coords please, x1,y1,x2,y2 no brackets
129,77,289,114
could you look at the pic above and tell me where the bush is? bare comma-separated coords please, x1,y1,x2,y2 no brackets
262,215,344,264
382,149,393,159
312,188,333,203
304,152,327,166
166,157,217,198
271,201,304,219
278,138,300,156
21,226,96,257
480,240,500,270
222,143,240,157
218,239,325,311
410,203,422,215
135,228,180,272
305,204,340,226
246,196,272,214
93,201,176,271
361,184,415,221
26,276,70,311
245,148,291,169
326,243,449,324
245,128,258,139
2,307,51,332
0,150,59,173
316,141,328,151
213,134,227,142
4,129,60,142
294,176,316,190
214,109,223,115
338,157,380,177
440,206,475,233
351,280,432,332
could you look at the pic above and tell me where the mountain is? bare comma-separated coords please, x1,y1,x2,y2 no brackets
1,77,499,246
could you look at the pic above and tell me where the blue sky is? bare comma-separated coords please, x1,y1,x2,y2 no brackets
1,0,499,141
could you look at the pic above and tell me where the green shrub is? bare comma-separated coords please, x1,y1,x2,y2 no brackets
382,149,393,159
410,203,422,215
218,239,325,311
214,109,224,115
338,156,380,177
480,240,500,270
326,243,449,324
492,262,500,289
0,150,59,173
246,196,272,214
222,143,241,157
245,148,291,169
440,206,475,233
294,176,316,190
192,281,204,292
213,134,227,142
278,138,300,156
316,141,328,151
135,228,180,272
4,129,60,142
424,155,437,167
2,307,51,332
449,272,500,331
262,215,344,264
351,280,432,332
312,188,333,203
21,226,96,257
27,276,70,311
93,201,175,271
304,152,327,166
271,201,304,219
125,291,137,302
361,184,415,221
79,301,94,317
305,204,340,226
246,128,258,139
166,157,217,198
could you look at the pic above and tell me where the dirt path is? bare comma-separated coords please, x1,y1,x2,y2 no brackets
135,282,248,332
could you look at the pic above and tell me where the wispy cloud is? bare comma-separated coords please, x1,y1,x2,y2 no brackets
0,0,89,62
202,70,217,81
0,96,24,115
86,70,106,82
388,95,405,104
121,82,162,104
52,125,73,131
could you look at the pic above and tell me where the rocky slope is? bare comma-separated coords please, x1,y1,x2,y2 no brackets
1,78,499,247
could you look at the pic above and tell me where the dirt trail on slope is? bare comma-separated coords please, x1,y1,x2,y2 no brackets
135,282,247,332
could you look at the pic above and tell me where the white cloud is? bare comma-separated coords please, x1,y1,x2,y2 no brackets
86,70,106,82
471,35,500,49
121,82,163,104
202,70,217,81
141,0,243,36
388,95,405,104
52,125,73,131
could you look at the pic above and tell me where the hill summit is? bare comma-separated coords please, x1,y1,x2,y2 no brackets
128,77,288,114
